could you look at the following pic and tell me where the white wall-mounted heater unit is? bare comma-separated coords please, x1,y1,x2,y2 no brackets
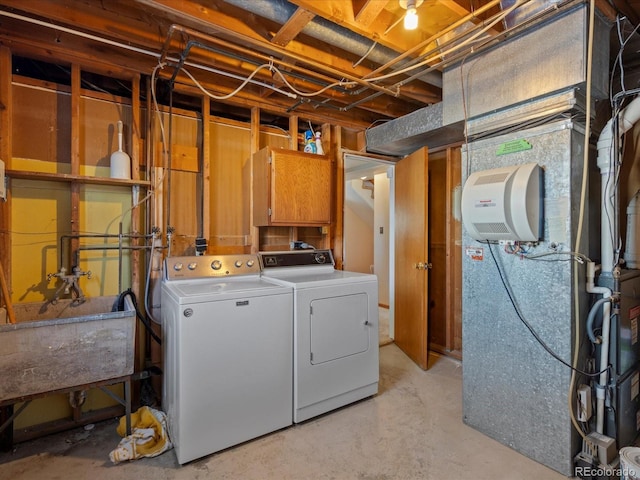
461,162,543,242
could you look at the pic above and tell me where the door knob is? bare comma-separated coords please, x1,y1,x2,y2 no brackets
415,262,432,270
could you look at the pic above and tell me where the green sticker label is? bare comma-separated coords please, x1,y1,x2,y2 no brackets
496,139,532,156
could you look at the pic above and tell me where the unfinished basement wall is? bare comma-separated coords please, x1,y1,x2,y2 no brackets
5,66,349,435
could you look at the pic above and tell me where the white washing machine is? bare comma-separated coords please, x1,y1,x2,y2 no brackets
259,249,379,423
161,254,293,465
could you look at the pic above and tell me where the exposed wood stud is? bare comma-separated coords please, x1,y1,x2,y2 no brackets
0,46,12,301
270,7,316,47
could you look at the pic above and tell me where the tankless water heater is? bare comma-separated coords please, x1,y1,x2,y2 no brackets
461,163,543,242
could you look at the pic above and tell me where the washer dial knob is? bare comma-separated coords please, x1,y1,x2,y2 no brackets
211,259,222,270
173,262,183,271
247,260,255,267
314,253,327,264
235,260,243,268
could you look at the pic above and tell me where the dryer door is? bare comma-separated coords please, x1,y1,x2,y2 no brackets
310,293,370,364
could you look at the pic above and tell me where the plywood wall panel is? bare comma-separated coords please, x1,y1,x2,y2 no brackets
79,95,132,177
209,121,250,251
168,170,198,255
12,83,71,171
208,118,289,252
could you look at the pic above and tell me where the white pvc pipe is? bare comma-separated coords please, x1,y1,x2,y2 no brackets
597,96,640,275
626,190,640,268
586,262,612,433
592,95,640,435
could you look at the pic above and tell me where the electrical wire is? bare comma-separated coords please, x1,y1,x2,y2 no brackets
360,0,528,84
610,16,640,101
180,62,358,99
486,241,610,379
521,250,591,264
160,0,527,104
568,0,596,441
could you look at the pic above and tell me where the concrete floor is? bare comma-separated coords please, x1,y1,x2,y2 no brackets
0,344,568,480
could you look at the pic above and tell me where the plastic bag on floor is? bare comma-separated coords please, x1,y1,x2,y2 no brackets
109,406,173,463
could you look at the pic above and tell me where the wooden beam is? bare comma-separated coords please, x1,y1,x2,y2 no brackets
271,7,316,47
0,46,12,307
130,73,142,301
70,64,80,271
332,125,344,270
289,115,299,150
250,107,260,254
0,1,441,123
353,0,388,27
201,94,211,247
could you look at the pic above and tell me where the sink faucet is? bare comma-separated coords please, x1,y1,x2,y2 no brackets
47,266,92,304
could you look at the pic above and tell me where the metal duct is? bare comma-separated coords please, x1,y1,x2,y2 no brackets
223,0,442,88
365,102,464,156
366,3,609,156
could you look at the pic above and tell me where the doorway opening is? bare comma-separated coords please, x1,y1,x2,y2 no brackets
343,153,395,346
342,146,463,360
427,148,463,359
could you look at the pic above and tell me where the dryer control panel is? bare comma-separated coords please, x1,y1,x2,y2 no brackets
260,249,335,269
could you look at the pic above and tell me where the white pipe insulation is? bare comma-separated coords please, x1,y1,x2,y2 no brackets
593,95,640,434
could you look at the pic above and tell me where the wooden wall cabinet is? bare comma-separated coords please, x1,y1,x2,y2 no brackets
252,147,331,226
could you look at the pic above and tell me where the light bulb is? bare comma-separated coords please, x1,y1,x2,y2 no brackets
404,7,418,30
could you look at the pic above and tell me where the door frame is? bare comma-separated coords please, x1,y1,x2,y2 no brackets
342,151,397,339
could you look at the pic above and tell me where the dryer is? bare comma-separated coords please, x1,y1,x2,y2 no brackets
260,249,379,423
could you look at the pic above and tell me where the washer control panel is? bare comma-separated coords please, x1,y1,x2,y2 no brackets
260,249,335,269
165,254,260,280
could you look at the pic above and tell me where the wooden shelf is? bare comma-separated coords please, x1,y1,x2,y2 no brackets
7,169,151,187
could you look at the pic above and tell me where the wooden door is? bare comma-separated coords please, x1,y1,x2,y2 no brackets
394,147,429,370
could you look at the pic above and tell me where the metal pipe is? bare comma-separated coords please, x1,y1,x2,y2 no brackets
157,23,401,98
173,39,355,95
77,245,151,252
364,0,506,78
118,222,123,294
0,10,305,102
222,0,443,88
166,86,173,253
59,233,152,271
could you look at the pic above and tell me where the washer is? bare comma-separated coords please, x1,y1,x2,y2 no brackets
161,254,293,465
259,249,379,423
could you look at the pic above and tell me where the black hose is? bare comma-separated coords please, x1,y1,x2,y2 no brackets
114,288,162,345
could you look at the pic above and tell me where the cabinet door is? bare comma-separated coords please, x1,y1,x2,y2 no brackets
270,150,331,225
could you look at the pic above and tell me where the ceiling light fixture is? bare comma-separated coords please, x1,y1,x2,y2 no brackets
399,0,423,31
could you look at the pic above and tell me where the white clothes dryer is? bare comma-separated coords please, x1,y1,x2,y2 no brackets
161,254,293,464
259,249,379,423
